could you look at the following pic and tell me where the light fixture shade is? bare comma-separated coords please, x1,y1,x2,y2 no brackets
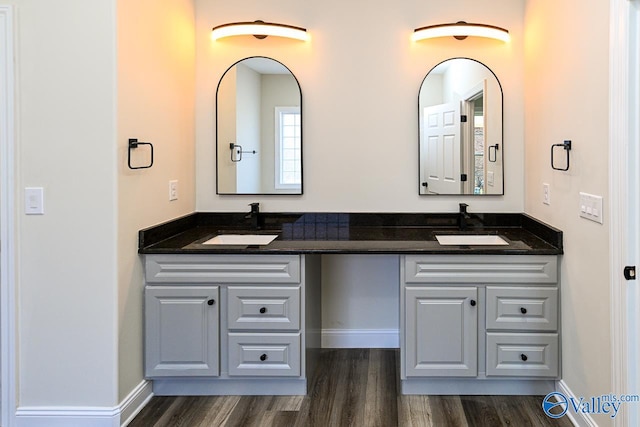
211,21,309,41
412,22,510,43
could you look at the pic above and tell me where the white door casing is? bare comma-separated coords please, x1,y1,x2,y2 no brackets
0,5,16,427
609,0,640,426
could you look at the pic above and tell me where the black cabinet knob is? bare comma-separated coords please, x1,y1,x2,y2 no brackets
520,307,527,314
520,354,528,362
207,299,215,306
470,299,477,307
260,354,268,362
259,307,267,314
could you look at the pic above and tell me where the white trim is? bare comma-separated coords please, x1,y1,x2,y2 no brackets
556,380,597,427
15,380,153,427
402,378,555,396
273,106,301,191
609,1,640,427
16,407,120,427
0,6,17,427
321,328,399,348
118,381,153,427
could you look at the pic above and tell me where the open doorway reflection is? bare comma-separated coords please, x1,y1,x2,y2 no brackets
472,96,484,194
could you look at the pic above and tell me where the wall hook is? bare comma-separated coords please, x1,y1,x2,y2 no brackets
128,138,154,169
551,140,571,171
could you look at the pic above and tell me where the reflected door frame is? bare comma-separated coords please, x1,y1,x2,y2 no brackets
461,81,486,195
0,5,16,426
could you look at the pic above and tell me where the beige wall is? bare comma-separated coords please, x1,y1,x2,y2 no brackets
8,0,118,406
196,0,524,352
194,0,526,336
116,0,196,402
195,0,525,213
524,0,611,425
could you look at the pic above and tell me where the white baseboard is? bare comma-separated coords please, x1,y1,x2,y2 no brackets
16,407,120,427
321,328,399,348
16,380,153,427
556,379,597,427
119,380,154,426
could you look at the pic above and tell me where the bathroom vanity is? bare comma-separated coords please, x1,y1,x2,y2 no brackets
139,212,562,396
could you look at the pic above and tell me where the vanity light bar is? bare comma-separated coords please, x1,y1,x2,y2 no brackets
211,21,309,42
412,22,510,43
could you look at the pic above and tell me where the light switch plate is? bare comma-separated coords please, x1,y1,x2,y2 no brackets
579,192,603,224
543,183,550,205
169,180,178,201
25,187,44,215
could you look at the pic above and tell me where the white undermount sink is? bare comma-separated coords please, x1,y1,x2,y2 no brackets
203,234,278,246
435,235,509,246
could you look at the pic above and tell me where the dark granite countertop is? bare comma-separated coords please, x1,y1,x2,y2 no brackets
138,212,563,255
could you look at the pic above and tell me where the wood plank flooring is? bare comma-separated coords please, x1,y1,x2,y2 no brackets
129,349,573,427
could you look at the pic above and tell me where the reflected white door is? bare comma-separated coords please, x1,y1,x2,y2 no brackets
422,102,462,194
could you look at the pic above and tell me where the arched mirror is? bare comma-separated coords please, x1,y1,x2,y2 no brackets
216,57,302,195
418,58,503,195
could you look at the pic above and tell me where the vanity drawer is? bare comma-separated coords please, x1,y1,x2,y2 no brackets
145,254,301,284
228,333,301,377
227,286,300,331
404,255,557,284
486,287,558,331
486,333,558,378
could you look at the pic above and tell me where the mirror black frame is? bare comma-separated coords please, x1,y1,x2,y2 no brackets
417,57,504,196
216,56,303,195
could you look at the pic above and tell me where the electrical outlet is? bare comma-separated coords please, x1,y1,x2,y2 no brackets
169,180,178,201
579,192,603,224
543,183,550,205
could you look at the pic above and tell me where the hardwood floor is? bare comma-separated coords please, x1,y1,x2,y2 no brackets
129,349,573,427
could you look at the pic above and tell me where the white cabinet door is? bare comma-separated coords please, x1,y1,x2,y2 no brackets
405,287,477,377
145,286,219,377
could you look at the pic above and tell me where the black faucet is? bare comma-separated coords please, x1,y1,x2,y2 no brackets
458,203,471,231
245,202,261,230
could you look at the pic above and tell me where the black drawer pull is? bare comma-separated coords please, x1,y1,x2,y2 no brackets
207,299,215,306
260,354,268,362
259,307,267,314
470,299,476,307
520,354,528,362
520,307,527,314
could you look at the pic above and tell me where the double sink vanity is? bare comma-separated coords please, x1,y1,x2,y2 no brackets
137,29,561,397
139,207,563,396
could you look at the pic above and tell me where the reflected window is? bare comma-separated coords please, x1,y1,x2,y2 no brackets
275,106,301,189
